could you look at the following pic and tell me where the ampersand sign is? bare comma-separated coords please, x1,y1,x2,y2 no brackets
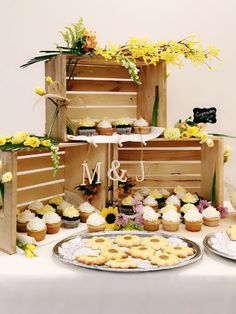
107,160,127,183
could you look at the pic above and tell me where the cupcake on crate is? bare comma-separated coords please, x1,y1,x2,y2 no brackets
133,118,151,134
86,213,106,232
181,192,199,206
160,204,178,216
48,195,63,209
43,212,61,234
36,204,55,219
97,119,114,136
202,206,220,227
17,210,35,233
149,189,166,208
143,196,158,211
162,210,181,232
143,208,161,231
27,217,47,242
28,200,44,214
180,203,197,217
113,117,133,135
79,202,96,223
62,206,80,229
77,117,96,136
165,195,181,211
184,209,203,232
56,200,73,217
119,195,135,215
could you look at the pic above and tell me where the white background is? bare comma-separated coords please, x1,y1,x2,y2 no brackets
0,0,235,182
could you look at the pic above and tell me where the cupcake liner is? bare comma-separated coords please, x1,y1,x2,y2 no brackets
46,222,61,234
87,223,106,232
143,219,160,231
185,221,202,232
133,126,151,134
62,218,80,229
162,220,179,232
27,229,46,242
80,211,92,223
203,217,220,227
78,128,97,136
116,126,132,135
97,128,114,136
17,222,27,233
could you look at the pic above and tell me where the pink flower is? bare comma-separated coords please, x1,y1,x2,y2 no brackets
134,214,144,226
217,206,229,218
134,204,144,215
116,213,128,226
197,199,211,213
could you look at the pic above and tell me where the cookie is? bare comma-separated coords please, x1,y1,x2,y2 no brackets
150,253,180,267
101,247,128,260
128,246,156,260
163,245,194,258
86,236,113,250
105,258,137,269
114,235,141,248
76,254,107,266
141,236,168,250
226,225,236,241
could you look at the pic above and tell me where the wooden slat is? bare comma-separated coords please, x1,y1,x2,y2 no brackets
134,180,201,188
17,148,65,156
118,150,201,161
66,55,146,66
121,140,201,148
17,155,65,172
67,79,137,92
67,93,137,107
17,182,64,204
71,65,131,78
17,168,65,188
132,186,201,194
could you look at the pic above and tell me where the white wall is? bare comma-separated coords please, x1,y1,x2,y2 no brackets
0,0,235,181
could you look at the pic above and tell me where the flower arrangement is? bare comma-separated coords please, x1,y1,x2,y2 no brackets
75,171,101,201
115,213,144,231
197,199,228,218
0,163,12,207
100,206,119,230
16,239,37,258
117,174,136,198
21,18,221,84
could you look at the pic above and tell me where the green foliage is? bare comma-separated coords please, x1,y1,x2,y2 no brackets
151,94,159,126
60,18,86,48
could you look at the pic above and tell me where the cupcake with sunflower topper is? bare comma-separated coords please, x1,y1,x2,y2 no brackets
97,119,114,136
100,207,119,230
120,195,135,215
133,118,151,134
113,117,133,135
78,117,96,136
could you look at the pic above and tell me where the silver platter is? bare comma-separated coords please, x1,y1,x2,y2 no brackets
203,232,236,261
53,231,203,273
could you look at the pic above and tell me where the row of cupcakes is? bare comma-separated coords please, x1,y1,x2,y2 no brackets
73,117,151,136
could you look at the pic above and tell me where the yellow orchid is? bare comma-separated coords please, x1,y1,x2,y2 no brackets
164,128,181,140
0,137,6,145
45,76,53,84
11,132,29,144
224,145,231,163
186,126,201,138
35,86,46,96
23,136,40,148
1,172,12,183
40,139,51,147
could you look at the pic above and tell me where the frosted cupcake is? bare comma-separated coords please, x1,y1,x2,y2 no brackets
159,188,170,199
149,189,166,208
142,205,155,215
133,191,144,202
43,212,61,234
97,120,113,136
184,209,203,232
114,117,133,135
62,206,80,229
27,217,46,242
120,195,134,215
162,210,181,232
180,203,197,217
133,118,150,134
160,204,178,215
17,210,35,232
78,117,96,136
56,200,73,216
87,213,106,232
79,202,96,222
202,206,220,227
143,209,160,231
28,200,44,214
36,204,55,218
174,185,187,195
143,196,158,211
165,195,181,211
138,187,151,197
181,192,199,206
48,195,63,209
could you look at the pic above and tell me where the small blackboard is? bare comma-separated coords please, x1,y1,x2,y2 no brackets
193,107,217,124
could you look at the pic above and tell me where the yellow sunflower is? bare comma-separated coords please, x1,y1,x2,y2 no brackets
100,207,119,230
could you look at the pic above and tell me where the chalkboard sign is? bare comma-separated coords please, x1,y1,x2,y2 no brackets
193,107,217,124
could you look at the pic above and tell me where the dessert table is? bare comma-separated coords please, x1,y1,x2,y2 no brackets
1,213,236,314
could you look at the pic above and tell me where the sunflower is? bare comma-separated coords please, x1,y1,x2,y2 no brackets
100,207,119,230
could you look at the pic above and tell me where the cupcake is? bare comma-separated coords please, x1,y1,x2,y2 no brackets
202,206,220,227
56,200,73,216
78,117,96,136
120,196,134,215
17,210,35,232
159,188,170,199
138,187,151,197
114,117,133,135
97,120,113,136
174,185,187,195
165,195,181,211
36,204,55,218
180,203,197,217
27,217,46,242
162,210,181,232
149,189,166,208
184,209,203,232
143,196,158,211
48,195,63,209
160,204,178,215
43,212,61,234
133,118,151,134
28,200,44,214
79,202,96,223
143,208,160,231
181,192,199,206
133,191,144,202
62,206,80,229
86,213,106,232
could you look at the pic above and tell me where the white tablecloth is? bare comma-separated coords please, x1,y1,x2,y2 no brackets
1,214,236,314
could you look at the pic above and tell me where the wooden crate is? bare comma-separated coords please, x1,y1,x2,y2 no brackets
45,55,167,141
113,137,224,206
0,143,110,254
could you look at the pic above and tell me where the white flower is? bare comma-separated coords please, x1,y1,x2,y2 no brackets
1,172,12,183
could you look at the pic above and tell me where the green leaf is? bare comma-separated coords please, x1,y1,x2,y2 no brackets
0,183,4,207
210,170,216,205
151,93,159,126
209,133,236,139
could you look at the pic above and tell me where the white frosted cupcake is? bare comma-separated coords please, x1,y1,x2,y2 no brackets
133,118,150,134
62,206,80,229
17,210,35,232
143,196,158,211
181,192,199,205
174,185,187,195
87,213,106,232
180,203,197,216
184,209,203,232
202,206,220,227
28,201,44,213
160,204,178,215
97,120,113,136
27,217,46,242
57,200,73,216
165,195,181,211
43,212,61,234
79,202,96,223
162,210,181,232
159,188,170,198
133,191,144,202
143,209,160,231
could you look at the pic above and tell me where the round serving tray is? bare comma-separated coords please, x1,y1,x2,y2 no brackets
53,231,203,273
203,232,236,261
